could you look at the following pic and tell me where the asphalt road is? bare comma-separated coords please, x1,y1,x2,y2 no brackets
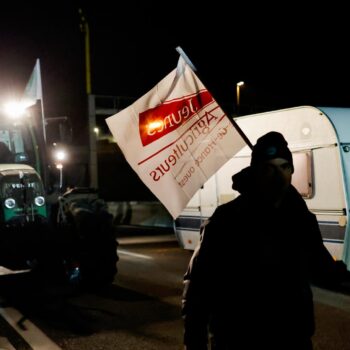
312,286,350,349
0,233,350,349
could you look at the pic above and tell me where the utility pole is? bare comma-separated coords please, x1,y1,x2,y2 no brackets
79,8,91,94
79,8,98,188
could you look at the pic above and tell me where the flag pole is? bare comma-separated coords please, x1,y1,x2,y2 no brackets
176,46,253,149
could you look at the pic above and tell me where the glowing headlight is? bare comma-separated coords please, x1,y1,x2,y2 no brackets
34,196,45,207
4,198,16,209
3,101,28,119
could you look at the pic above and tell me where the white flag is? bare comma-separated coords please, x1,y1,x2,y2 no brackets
22,58,43,108
106,56,247,218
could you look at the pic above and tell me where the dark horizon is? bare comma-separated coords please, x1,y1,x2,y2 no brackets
0,3,349,140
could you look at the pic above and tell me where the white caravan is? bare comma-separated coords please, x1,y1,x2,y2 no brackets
174,106,350,268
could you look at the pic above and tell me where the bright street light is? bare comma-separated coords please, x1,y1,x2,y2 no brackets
236,81,245,116
53,148,68,191
54,149,67,162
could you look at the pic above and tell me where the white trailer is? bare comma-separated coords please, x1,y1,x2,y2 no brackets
174,106,350,268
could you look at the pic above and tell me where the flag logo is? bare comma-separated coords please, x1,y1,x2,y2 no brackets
139,90,213,146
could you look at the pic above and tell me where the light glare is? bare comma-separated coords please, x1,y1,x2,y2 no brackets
3,101,27,119
148,121,163,133
54,150,67,161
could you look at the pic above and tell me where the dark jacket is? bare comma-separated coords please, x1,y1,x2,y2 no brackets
182,185,341,349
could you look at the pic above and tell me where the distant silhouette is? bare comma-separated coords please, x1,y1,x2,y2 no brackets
182,131,350,350
0,141,14,163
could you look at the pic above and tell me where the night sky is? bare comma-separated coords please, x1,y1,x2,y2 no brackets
1,2,350,144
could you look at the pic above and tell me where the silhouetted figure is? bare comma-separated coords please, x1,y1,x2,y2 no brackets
182,131,349,350
231,165,252,194
0,141,14,163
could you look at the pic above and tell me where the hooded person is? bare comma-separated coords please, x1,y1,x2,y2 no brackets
250,131,294,171
182,131,345,350
232,131,294,202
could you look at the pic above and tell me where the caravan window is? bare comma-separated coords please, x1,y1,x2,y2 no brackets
291,151,313,198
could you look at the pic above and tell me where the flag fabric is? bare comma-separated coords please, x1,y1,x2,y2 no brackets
22,58,43,107
21,58,47,141
106,56,247,218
